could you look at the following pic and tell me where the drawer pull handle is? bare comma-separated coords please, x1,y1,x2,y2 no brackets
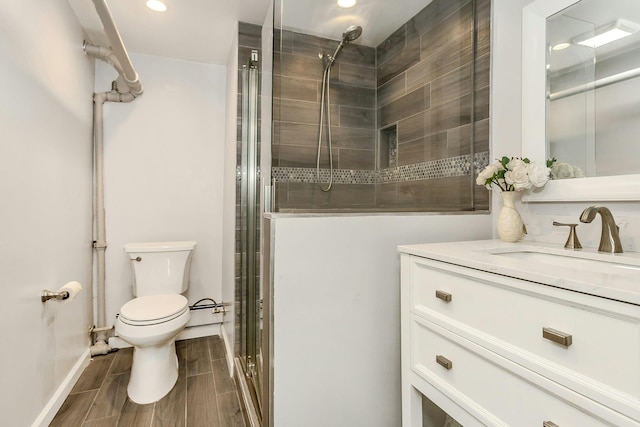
543,422,560,427
543,327,573,347
435,290,452,302
436,355,453,370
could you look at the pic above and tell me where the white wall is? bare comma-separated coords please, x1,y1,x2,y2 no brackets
222,25,239,367
269,214,491,427
0,2,94,426
98,53,227,333
492,0,640,251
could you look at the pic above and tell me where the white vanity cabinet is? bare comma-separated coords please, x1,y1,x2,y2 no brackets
399,244,640,427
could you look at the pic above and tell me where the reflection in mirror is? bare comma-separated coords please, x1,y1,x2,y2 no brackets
546,0,640,178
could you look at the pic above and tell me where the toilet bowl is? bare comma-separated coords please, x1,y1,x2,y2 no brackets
116,294,190,404
114,241,196,404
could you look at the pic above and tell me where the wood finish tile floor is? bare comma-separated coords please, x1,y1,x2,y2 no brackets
50,336,246,427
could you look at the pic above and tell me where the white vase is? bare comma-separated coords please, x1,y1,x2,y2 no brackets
496,191,525,243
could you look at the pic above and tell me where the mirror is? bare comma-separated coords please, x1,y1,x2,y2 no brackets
522,0,640,201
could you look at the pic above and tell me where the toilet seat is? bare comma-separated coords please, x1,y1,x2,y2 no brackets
119,294,189,326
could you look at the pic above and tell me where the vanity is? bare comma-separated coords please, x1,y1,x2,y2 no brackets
399,240,640,426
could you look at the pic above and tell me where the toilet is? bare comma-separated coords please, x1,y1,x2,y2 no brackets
115,240,196,404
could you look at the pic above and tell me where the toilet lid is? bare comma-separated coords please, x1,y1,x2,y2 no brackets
119,294,189,326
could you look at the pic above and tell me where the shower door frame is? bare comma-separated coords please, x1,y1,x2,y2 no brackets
239,49,263,419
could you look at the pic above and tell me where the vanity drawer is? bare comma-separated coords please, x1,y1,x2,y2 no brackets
411,316,634,427
408,257,640,398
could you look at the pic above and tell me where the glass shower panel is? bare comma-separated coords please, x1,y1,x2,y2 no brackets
272,0,490,213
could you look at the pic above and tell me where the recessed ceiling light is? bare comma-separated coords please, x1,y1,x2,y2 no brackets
146,0,167,12
573,19,640,48
552,42,570,51
337,0,356,8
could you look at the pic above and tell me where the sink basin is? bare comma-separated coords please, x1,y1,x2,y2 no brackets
486,247,640,276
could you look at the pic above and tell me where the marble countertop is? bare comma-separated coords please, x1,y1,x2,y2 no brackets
398,240,640,306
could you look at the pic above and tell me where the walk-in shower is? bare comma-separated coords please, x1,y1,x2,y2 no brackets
235,0,492,424
272,0,491,212
316,25,363,191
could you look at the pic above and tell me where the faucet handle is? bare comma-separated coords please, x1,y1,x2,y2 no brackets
553,221,582,249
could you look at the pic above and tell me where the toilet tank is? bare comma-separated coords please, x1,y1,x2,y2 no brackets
124,241,197,297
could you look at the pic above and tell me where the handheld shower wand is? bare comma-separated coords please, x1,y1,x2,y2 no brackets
316,25,363,192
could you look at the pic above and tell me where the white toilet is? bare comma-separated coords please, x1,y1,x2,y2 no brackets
115,240,196,404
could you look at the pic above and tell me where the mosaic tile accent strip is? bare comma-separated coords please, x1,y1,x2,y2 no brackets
272,152,489,184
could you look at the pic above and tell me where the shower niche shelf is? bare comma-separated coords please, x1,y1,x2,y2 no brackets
378,125,397,169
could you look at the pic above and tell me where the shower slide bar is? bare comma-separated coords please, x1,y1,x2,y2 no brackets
549,66,640,101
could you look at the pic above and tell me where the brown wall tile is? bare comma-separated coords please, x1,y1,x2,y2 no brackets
407,33,472,92
328,83,375,109
274,122,318,147
397,112,425,143
378,85,430,128
375,182,398,206
239,22,262,48
278,52,324,80
338,63,376,88
273,76,319,102
274,98,339,125
330,126,376,149
377,25,406,66
424,93,472,135
406,0,469,43
281,183,376,210
340,106,375,129
430,62,473,108
338,148,375,169
378,38,421,86
396,175,473,210
377,73,407,107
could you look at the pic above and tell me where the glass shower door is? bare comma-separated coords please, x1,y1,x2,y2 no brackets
239,49,263,416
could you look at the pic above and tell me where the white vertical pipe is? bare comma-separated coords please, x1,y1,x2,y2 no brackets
90,93,113,356
87,0,142,355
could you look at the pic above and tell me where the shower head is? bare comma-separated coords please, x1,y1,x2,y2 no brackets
342,25,362,42
325,25,363,66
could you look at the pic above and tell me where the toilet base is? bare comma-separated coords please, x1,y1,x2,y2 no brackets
127,341,179,404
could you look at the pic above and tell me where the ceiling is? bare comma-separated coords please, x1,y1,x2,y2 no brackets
68,0,434,65
548,0,640,71
67,0,272,65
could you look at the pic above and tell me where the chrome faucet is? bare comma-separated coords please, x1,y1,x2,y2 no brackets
579,206,623,253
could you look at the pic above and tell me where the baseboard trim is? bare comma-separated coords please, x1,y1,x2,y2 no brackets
221,324,234,376
31,348,91,427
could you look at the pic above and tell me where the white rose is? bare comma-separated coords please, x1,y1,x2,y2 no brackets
573,166,585,178
551,162,574,179
506,158,525,171
504,163,532,191
527,162,550,188
476,162,500,186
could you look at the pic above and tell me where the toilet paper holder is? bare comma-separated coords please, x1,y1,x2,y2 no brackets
41,281,82,303
41,289,70,302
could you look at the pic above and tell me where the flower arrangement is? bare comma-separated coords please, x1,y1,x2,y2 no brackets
476,156,550,192
547,157,584,180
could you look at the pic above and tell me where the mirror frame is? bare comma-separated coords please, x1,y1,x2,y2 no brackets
521,0,640,202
